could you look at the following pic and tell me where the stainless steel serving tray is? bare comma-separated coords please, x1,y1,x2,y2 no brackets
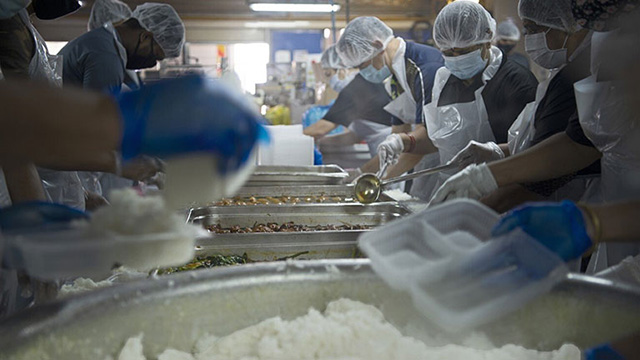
188,203,410,229
187,203,409,261
245,165,348,186
3,260,640,359
232,184,395,203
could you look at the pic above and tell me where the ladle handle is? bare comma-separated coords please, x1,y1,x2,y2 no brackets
381,163,457,186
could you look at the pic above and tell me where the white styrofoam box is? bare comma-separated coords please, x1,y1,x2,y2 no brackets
358,199,569,332
257,125,314,166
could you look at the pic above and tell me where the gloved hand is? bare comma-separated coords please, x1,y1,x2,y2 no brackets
492,201,593,262
345,168,362,184
377,134,404,167
584,344,625,360
448,141,505,168
429,164,498,206
0,201,88,232
116,75,269,174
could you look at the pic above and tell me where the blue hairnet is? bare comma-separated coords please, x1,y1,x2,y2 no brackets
433,1,496,51
496,18,521,41
132,3,185,58
336,17,394,68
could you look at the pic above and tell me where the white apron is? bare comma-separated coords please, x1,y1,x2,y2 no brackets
384,39,418,125
348,120,392,158
574,76,640,274
424,47,502,193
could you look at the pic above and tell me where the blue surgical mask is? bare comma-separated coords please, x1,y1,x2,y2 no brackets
443,49,488,80
360,56,391,84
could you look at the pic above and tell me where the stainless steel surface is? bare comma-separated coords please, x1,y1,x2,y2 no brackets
245,165,348,186
2,260,640,359
188,203,410,229
354,163,456,203
195,231,363,261
234,184,393,202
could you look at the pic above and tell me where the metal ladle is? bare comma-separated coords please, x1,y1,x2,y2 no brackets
354,163,457,204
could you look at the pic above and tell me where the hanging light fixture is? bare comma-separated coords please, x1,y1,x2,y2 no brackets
249,1,341,13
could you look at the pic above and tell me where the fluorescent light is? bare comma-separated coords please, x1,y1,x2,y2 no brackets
250,3,341,12
323,28,331,38
245,20,312,28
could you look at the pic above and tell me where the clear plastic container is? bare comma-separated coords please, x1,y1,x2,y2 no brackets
358,199,568,331
5,229,197,280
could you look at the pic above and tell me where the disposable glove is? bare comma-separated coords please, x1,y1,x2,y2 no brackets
377,134,404,167
492,201,593,262
116,75,269,174
0,202,88,232
448,141,505,168
429,164,498,206
345,168,362,184
584,344,625,360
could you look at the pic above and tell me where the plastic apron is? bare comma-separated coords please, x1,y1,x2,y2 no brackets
424,47,502,195
384,39,418,125
348,120,392,158
574,76,640,274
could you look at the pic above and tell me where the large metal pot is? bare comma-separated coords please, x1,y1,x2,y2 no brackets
1,260,640,359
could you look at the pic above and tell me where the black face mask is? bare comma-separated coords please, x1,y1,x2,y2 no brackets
126,34,158,70
32,0,81,20
498,44,516,54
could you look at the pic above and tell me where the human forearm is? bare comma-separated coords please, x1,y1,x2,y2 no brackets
360,157,380,174
317,131,360,147
0,80,121,168
489,133,601,187
583,201,640,244
303,119,337,139
3,163,46,203
385,153,424,179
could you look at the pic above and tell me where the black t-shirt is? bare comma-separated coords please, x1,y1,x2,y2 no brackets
531,45,592,147
323,74,397,127
436,52,538,144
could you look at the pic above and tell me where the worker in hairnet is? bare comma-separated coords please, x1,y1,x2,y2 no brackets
87,0,140,91
495,18,530,69
431,0,600,210
335,16,444,193
369,2,538,200
303,45,394,169
59,2,184,93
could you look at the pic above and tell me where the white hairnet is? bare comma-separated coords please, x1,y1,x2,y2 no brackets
496,18,521,41
518,0,580,33
88,0,132,31
433,1,496,51
131,3,185,58
321,45,344,69
336,17,394,68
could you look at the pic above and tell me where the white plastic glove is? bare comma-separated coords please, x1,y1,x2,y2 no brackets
429,163,498,206
345,168,362,184
377,134,404,167
448,141,505,168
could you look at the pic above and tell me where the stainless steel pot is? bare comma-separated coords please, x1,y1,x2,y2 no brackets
1,260,640,360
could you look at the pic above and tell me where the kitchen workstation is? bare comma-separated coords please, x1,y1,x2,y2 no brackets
2,0,640,359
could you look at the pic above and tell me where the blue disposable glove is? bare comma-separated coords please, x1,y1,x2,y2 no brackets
116,75,269,174
584,344,625,360
0,202,88,233
492,201,593,262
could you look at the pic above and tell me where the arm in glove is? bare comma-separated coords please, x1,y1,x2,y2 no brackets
116,75,269,174
492,201,593,262
377,134,404,167
448,141,505,168
429,164,498,206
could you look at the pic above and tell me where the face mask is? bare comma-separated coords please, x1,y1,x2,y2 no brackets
329,72,356,92
127,34,158,70
443,49,488,80
32,0,81,20
525,30,569,70
360,55,391,84
497,44,515,54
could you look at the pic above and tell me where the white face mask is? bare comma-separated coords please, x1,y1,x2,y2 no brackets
525,29,569,70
